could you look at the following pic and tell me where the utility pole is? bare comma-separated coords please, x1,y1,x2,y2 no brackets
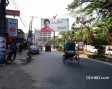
0,0,6,35
0,0,8,64
27,16,37,45
53,31,55,48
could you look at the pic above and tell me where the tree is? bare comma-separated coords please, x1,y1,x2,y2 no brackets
27,30,33,44
67,0,112,21
67,0,112,44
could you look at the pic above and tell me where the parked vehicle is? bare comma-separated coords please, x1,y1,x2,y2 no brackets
29,45,39,54
45,44,51,52
26,51,32,63
105,48,112,55
89,47,98,53
87,45,97,53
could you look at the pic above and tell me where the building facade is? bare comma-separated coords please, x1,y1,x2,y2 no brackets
32,30,52,46
26,30,52,46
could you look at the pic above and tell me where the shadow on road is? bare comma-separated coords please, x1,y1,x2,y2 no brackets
65,62,82,67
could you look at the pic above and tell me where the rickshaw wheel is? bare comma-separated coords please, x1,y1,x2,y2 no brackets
74,54,80,64
62,55,66,64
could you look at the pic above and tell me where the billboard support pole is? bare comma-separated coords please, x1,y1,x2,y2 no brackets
0,0,7,64
53,31,55,48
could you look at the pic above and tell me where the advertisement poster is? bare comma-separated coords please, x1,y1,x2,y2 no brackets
0,37,6,60
41,18,69,32
28,38,32,43
78,42,84,50
6,18,18,37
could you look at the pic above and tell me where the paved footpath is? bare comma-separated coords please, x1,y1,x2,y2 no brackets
0,50,37,89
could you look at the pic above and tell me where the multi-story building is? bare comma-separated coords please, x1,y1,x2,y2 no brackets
33,30,52,46
38,31,52,46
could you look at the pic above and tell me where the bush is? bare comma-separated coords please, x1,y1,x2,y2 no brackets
54,45,63,51
95,45,105,55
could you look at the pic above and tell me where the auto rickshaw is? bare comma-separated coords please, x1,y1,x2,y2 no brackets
45,44,51,52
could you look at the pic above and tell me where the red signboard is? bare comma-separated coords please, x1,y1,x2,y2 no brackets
6,10,20,16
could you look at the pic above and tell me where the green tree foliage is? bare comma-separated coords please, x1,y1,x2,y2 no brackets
68,0,112,19
67,0,112,45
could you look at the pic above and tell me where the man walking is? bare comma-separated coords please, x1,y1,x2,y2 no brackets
7,43,17,62
19,44,23,54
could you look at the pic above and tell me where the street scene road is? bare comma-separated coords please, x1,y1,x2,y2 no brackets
0,1,112,89
0,49,112,89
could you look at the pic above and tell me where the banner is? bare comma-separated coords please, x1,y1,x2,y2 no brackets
6,10,20,16
0,37,6,60
6,18,18,37
28,38,32,43
41,18,69,32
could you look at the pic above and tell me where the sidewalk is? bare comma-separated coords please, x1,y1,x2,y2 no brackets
13,50,28,65
16,50,28,60
5,50,28,65
0,50,37,89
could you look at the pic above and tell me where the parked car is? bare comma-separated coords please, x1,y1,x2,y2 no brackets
29,45,39,54
89,47,98,53
105,48,112,55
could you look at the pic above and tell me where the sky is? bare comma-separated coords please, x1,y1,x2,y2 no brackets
7,0,74,33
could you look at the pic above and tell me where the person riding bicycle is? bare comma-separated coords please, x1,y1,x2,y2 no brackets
63,40,80,64
64,41,76,56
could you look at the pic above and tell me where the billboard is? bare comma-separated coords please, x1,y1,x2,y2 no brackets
6,18,18,37
41,18,69,32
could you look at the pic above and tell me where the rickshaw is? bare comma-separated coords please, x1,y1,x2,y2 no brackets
45,44,51,52
62,41,80,64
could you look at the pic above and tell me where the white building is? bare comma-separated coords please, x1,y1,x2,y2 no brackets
33,30,52,46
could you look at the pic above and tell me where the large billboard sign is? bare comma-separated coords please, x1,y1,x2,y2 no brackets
6,18,18,37
41,18,69,32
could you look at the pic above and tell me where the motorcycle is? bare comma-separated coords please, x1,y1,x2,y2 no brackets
26,51,32,63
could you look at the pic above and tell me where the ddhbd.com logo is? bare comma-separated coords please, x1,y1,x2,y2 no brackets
86,76,110,80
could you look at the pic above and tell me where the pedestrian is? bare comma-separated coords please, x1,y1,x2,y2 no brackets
19,43,23,53
7,44,10,50
40,45,43,51
7,43,17,62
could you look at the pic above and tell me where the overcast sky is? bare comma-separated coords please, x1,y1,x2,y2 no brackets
7,0,74,33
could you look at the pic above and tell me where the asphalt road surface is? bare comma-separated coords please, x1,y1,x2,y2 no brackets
0,50,112,89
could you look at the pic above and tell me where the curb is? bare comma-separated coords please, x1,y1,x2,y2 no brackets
79,54,112,66
87,58,112,66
